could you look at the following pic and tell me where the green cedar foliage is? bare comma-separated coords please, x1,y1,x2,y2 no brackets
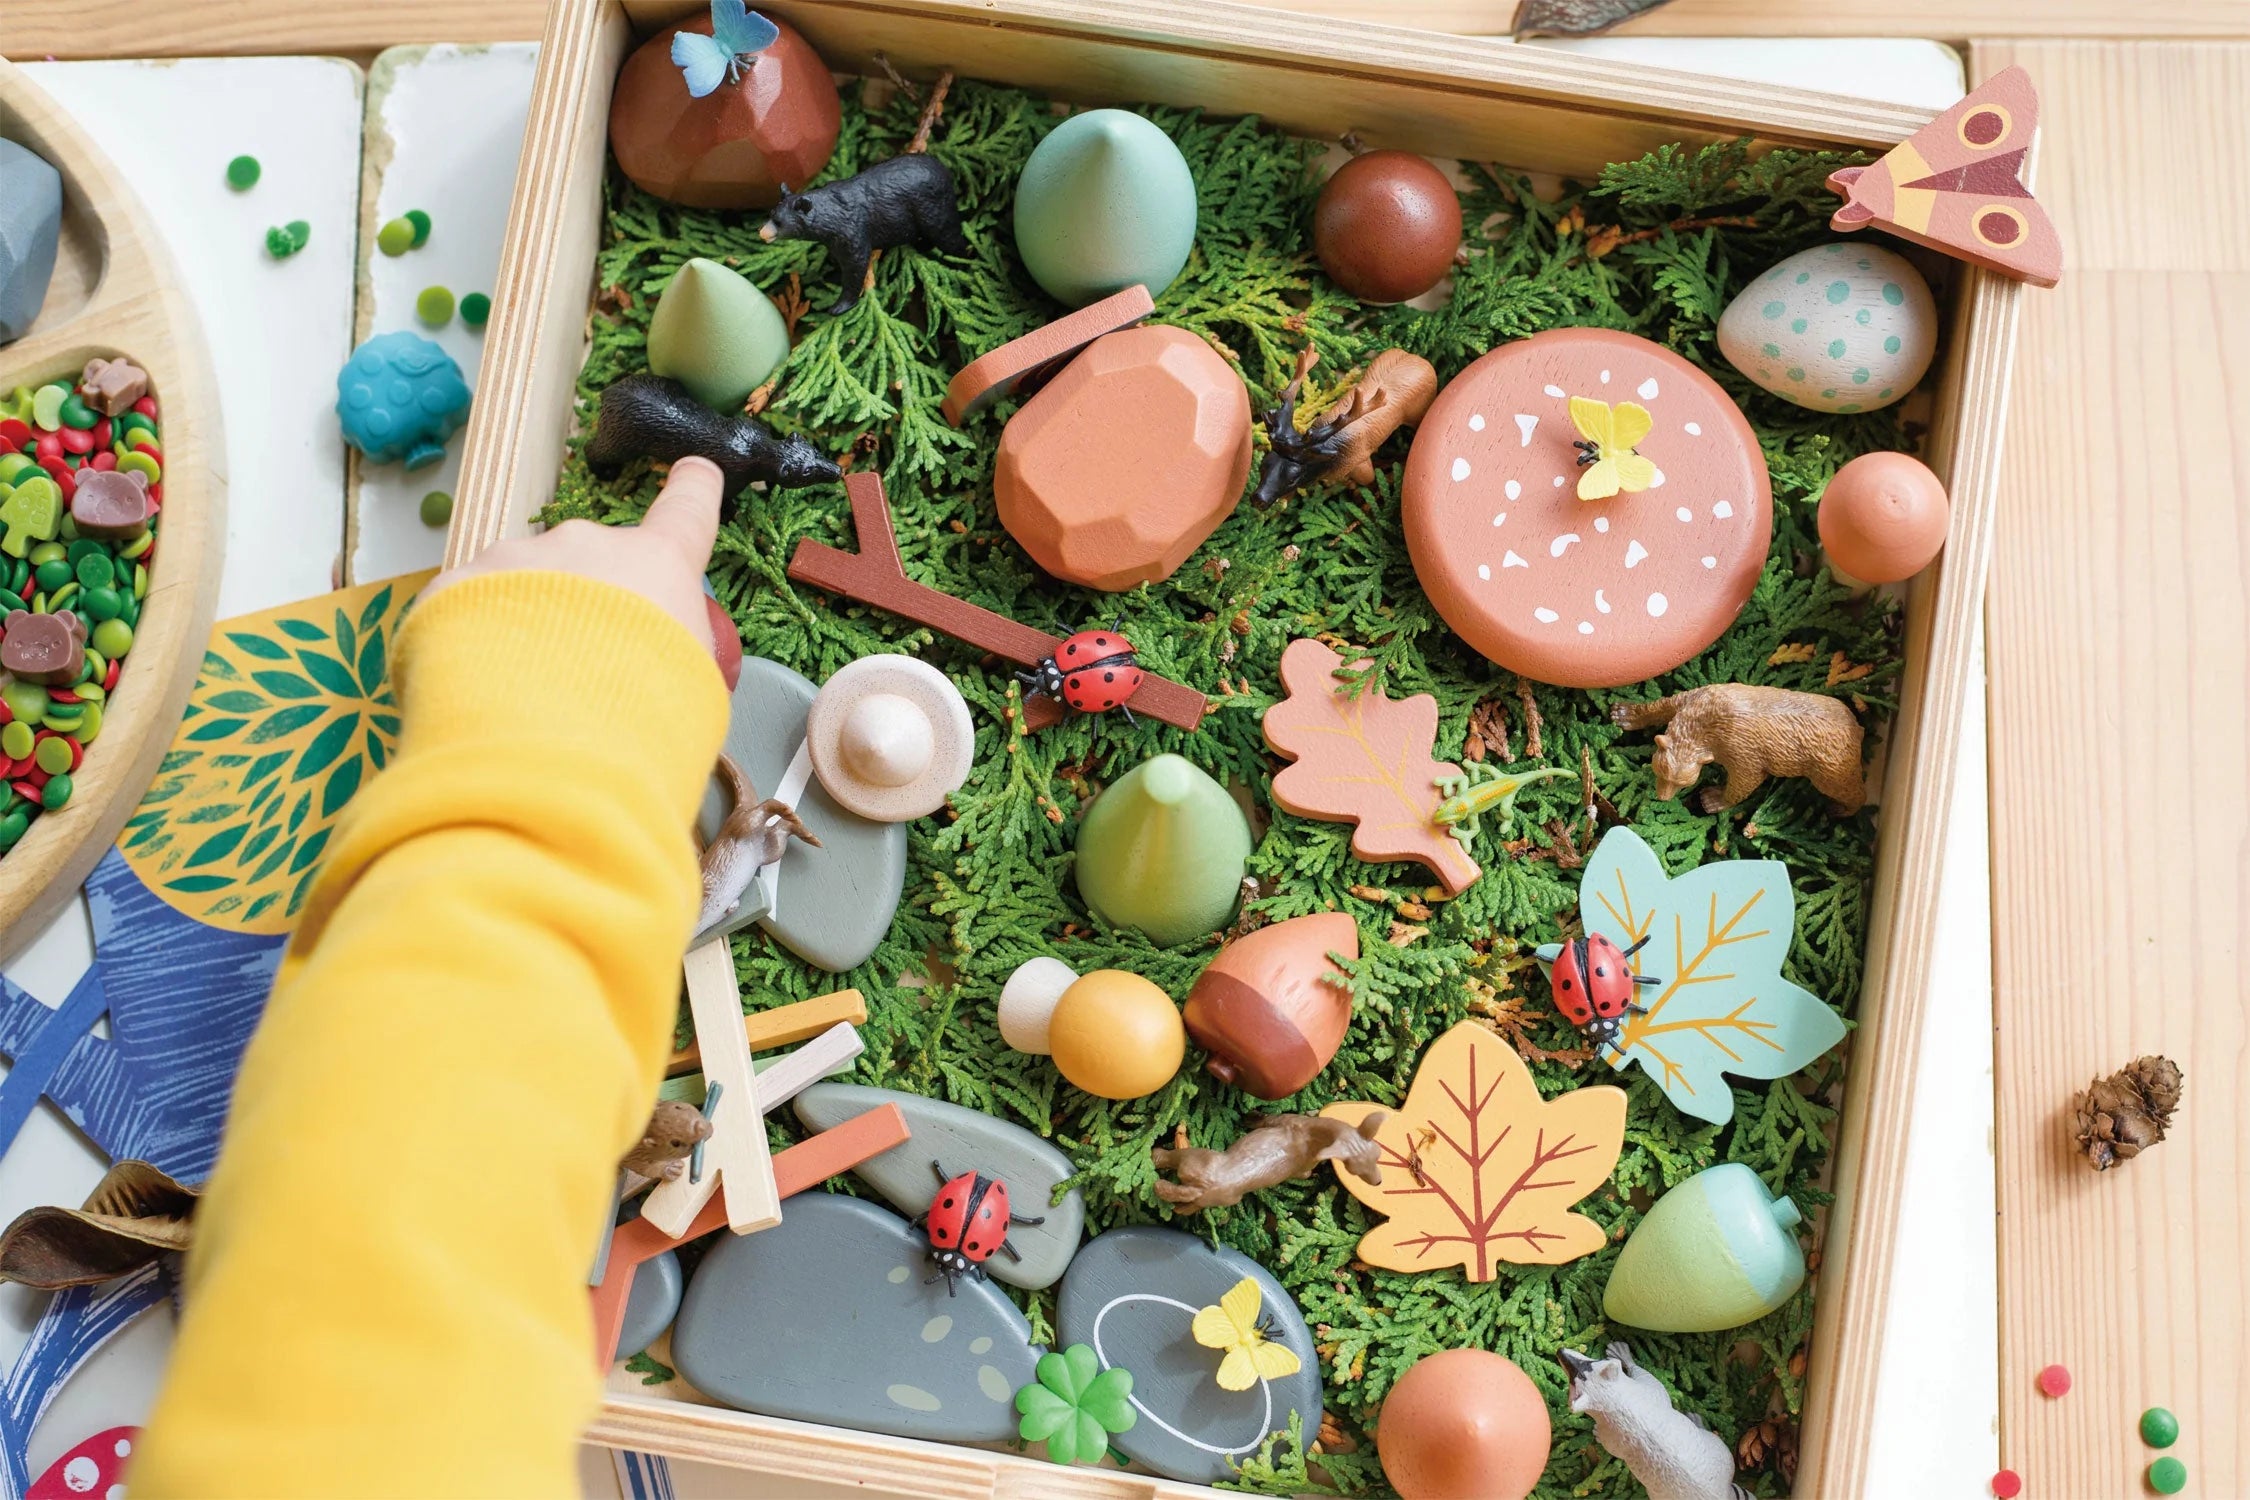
551,79,1910,1499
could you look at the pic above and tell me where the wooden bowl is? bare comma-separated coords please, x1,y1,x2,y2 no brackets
0,60,224,962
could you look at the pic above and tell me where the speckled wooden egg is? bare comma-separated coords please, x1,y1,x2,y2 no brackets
1716,242,1937,414
1401,328,1771,688
1377,1349,1552,1500
1314,150,1462,304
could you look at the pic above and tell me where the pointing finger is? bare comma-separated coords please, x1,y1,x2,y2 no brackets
640,456,725,570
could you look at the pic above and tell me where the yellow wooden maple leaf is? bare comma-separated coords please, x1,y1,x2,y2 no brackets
1321,1023,1625,1280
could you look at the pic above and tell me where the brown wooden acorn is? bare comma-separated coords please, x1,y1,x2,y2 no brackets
1183,912,1358,1099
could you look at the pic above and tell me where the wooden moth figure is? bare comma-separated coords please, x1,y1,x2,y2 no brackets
1560,1343,1752,1500
1251,347,1438,507
915,1161,1044,1296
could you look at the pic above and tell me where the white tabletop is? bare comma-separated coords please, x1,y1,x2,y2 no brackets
7,38,1994,1498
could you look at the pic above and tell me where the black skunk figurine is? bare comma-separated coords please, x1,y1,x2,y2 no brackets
585,374,840,505
758,155,970,315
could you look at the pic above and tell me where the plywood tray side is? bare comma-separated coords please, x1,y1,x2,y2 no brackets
1793,268,2021,1499
463,6,2001,1492
0,59,225,962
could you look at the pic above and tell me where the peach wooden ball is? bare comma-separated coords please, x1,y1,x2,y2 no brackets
1816,450,1951,584
1377,1349,1552,1500
1046,969,1186,1100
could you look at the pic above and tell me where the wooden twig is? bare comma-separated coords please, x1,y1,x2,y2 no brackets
1515,675,1543,757
786,472,1209,731
860,70,957,295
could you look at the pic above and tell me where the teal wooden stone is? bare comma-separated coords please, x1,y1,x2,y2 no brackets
1013,109,1197,307
612,1248,682,1361
1074,754,1250,948
0,140,62,345
1602,1163,1806,1332
646,257,791,412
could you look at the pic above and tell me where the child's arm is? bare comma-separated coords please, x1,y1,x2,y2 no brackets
132,463,732,1498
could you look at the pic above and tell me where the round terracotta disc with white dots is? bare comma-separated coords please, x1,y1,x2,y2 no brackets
1402,328,1770,689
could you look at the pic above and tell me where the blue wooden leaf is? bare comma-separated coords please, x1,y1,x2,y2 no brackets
1535,826,1845,1125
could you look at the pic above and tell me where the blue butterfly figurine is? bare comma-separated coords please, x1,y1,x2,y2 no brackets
672,0,781,98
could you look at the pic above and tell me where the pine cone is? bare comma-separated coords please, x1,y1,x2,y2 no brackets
2071,1055,2183,1170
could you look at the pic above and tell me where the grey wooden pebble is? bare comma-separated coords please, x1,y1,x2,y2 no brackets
0,140,63,345
670,1192,1039,1444
613,1248,682,1361
1055,1226,1324,1485
697,656,907,972
793,1082,1085,1290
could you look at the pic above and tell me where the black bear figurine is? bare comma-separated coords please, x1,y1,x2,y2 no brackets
585,374,840,508
757,154,970,314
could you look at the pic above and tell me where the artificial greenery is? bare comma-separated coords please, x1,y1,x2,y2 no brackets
551,76,1911,1499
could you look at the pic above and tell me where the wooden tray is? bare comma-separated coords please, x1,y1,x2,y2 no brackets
0,59,224,963
449,4,2021,1494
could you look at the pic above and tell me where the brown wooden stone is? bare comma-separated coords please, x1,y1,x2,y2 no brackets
941,284,1153,426
607,15,840,211
994,324,1252,592
1401,328,1769,688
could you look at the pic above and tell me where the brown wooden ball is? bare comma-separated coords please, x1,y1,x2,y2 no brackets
1314,150,1463,304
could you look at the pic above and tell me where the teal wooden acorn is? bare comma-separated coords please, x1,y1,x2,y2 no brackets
1602,1163,1806,1332
646,256,791,411
1074,753,1250,948
1013,109,1197,307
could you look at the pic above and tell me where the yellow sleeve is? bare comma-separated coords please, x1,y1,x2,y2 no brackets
132,570,728,1499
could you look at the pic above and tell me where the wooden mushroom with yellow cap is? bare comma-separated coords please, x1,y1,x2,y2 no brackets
805,655,974,822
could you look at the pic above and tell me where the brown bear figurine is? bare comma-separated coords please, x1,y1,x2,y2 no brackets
1612,683,1865,814
69,469,155,542
2,610,86,687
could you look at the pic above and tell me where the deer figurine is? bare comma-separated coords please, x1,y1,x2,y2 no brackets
1152,1111,1388,1213
1251,347,1438,507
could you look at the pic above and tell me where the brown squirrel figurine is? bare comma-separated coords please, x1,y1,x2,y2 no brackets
1611,684,1864,814
1152,1110,1387,1213
619,1098,715,1191
696,752,820,937
1252,347,1439,506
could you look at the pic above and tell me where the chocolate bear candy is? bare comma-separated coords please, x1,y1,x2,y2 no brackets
3,608,86,686
79,357,150,418
70,468,155,541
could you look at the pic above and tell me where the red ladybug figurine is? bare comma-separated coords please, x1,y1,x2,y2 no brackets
1549,932,1661,1059
1019,628,1144,719
915,1161,1045,1296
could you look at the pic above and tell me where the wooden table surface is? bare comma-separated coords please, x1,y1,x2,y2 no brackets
4,6,2242,1498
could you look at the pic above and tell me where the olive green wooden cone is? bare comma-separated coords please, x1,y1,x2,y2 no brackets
1012,109,1197,307
1603,1163,1806,1332
1073,753,1250,947
647,257,791,412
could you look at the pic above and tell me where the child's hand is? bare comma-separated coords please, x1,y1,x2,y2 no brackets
425,457,726,661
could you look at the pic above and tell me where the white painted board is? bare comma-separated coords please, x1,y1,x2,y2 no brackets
5,56,365,1481
347,43,539,585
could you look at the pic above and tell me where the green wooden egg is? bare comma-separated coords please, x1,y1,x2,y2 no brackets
1603,1163,1806,1332
1074,753,1250,947
646,257,791,412
1013,109,1197,307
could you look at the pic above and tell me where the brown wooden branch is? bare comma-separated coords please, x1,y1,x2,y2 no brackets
785,472,1209,731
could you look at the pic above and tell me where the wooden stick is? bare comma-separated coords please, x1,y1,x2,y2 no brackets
642,941,780,1238
747,1022,864,1107
666,988,868,1077
590,1103,912,1370
786,472,1208,731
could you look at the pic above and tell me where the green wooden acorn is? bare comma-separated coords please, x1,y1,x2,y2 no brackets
1013,109,1197,307
1602,1163,1806,1332
1074,754,1250,947
646,256,791,412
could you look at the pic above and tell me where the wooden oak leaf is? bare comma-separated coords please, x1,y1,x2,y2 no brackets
1262,639,1481,895
1536,826,1847,1125
1321,1023,1624,1280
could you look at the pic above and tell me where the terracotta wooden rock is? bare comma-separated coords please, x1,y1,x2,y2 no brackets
1184,912,1358,1099
1313,150,1462,305
994,324,1252,591
1402,329,1770,688
1817,450,1950,585
1828,65,2062,288
608,12,840,211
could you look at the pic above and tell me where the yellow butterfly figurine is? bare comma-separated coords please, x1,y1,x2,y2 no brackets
1568,396,1657,501
1191,1277,1303,1391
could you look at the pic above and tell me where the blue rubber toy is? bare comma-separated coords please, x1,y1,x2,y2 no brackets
335,331,472,469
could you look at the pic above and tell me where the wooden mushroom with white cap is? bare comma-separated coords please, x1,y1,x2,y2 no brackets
1402,328,1771,689
805,655,974,822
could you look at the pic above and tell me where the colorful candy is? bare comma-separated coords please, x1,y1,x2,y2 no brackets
225,154,261,190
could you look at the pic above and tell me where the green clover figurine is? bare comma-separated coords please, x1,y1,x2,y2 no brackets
1014,1344,1136,1466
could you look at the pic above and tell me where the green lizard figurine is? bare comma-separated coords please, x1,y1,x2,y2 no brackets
1432,761,1575,844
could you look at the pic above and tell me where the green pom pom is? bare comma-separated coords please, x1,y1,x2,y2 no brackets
225,154,261,190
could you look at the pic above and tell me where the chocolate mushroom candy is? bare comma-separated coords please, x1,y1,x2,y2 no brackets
69,468,156,541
